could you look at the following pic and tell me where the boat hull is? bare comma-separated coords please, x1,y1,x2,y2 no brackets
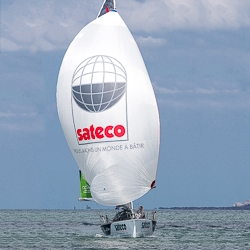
101,219,156,237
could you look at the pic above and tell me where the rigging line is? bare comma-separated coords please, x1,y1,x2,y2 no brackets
93,204,113,224
153,186,157,210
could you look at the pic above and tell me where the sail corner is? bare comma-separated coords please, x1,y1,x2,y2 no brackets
150,180,156,189
97,0,116,18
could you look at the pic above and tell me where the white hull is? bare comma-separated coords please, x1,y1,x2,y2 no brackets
101,219,156,237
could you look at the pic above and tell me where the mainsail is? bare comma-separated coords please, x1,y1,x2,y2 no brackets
57,2,160,207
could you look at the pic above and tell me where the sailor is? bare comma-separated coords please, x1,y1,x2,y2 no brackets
136,206,145,219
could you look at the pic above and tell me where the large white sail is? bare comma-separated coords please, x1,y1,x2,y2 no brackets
57,9,160,206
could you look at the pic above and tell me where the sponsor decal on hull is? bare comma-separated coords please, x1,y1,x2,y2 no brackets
114,224,127,231
141,222,151,229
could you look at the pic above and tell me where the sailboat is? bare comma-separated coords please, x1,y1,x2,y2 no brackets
56,0,160,237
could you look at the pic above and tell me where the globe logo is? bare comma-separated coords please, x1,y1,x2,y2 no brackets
72,55,127,113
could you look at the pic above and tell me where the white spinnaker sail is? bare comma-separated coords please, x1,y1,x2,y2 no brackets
57,11,160,206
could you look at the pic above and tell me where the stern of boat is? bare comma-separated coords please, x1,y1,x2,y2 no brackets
101,223,111,235
101,219,155,237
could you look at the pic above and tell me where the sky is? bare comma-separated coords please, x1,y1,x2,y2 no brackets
0,0,250,209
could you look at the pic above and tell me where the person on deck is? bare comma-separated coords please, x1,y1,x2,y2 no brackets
136,206,145,219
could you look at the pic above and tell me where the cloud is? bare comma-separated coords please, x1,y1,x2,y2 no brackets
0,38,21,51
155,81,241,95
1,0,97,52
0,111,15,118
0,55,53,133
135,36,166,47
0,106,45,133
2,0,250,52
154,85,181,94
119,0,250,32
154,81,250,110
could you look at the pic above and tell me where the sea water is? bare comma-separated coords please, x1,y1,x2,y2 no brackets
0,209,250,249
